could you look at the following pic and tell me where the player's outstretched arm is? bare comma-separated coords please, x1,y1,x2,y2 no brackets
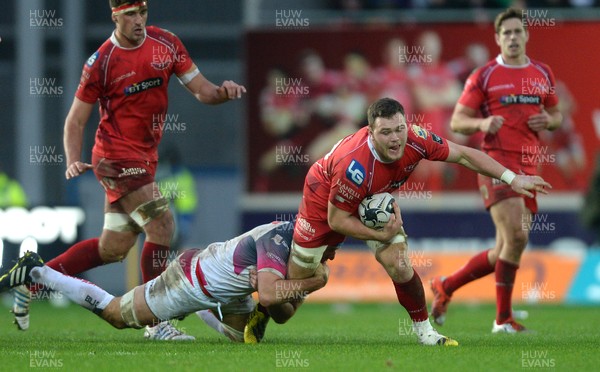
445,141,552,197
181,64,246,104
64,97,94,180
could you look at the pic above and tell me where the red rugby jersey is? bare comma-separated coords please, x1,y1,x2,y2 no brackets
76,26,194,162
299,125,450,223
458,55,559,155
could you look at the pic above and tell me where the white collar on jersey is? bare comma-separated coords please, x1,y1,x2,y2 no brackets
367,135,394,164
496,54,530,68
110,29,147,50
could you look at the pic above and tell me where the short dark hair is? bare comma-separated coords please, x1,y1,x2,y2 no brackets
495,8,526,34
109,0,146,9
367,98,405,128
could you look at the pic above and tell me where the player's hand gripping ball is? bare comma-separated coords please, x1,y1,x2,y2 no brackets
358,192,395,229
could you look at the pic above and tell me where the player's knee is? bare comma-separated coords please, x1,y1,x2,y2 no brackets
118,289,145,329
506,228,528,249
98,241,131,263
101,300,129,329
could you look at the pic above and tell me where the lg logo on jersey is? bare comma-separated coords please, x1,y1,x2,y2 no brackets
346,160,365,186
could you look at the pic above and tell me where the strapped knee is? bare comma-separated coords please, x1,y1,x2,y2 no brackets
130,197,169,227
291,242,327,270
119,289,144,329
104,212,143,233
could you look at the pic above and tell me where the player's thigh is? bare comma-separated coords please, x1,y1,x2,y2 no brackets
490,197,530,247
219,295,255,331
133,285,158,325
143,255,212,322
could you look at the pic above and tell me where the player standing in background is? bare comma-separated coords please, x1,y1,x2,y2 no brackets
0,222,329,342
11,0,246,340
247,97,551,346
430,8,562,333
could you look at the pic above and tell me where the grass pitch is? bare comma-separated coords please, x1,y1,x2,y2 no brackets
0,300,597,371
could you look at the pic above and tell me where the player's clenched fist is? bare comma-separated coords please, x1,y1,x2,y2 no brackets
479,115,504,134
217,80,247,100
65,161,93,180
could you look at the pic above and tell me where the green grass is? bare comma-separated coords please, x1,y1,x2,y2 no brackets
0,301,597,371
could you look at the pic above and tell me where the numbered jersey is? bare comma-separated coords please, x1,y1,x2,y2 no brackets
294,125,449,248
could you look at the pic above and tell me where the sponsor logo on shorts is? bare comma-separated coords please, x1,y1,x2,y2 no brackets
124,77,163,96
295,217,315,237
499,94,541,105
346,160,365,186
118,167,147,178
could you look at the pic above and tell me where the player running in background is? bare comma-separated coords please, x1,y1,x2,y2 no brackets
11,0,246,340
1,222,328,342
430,8,562,333
247,97,551,346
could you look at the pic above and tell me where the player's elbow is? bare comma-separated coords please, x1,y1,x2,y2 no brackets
327,215,343,234
258,292,278,308
449,117,463,133
272,314,290,324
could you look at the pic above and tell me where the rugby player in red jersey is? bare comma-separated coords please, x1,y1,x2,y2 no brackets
11,0,246,340
430,8,562,333
246,96,550,346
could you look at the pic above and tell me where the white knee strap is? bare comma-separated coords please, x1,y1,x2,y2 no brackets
120,289,143,329
291,242,327,270
104,213,142,233
130,197,169,227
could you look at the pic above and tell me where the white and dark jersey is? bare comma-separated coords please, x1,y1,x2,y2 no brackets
195,222,293,303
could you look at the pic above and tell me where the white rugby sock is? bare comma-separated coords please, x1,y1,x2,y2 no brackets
196,310,244,342
197,310,223,333
30,266,114,314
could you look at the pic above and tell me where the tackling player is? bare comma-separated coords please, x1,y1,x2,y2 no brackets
0,222,328,342
249,97,551,346
430,8,562,333
11,0,246,340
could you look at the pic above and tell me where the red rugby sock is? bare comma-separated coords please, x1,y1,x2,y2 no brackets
495,259,518,324
393,270,429,322
45,238,102,275
443,249,494,295
140,242,170,283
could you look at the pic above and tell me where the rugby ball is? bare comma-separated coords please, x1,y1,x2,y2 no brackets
358,193,395,229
